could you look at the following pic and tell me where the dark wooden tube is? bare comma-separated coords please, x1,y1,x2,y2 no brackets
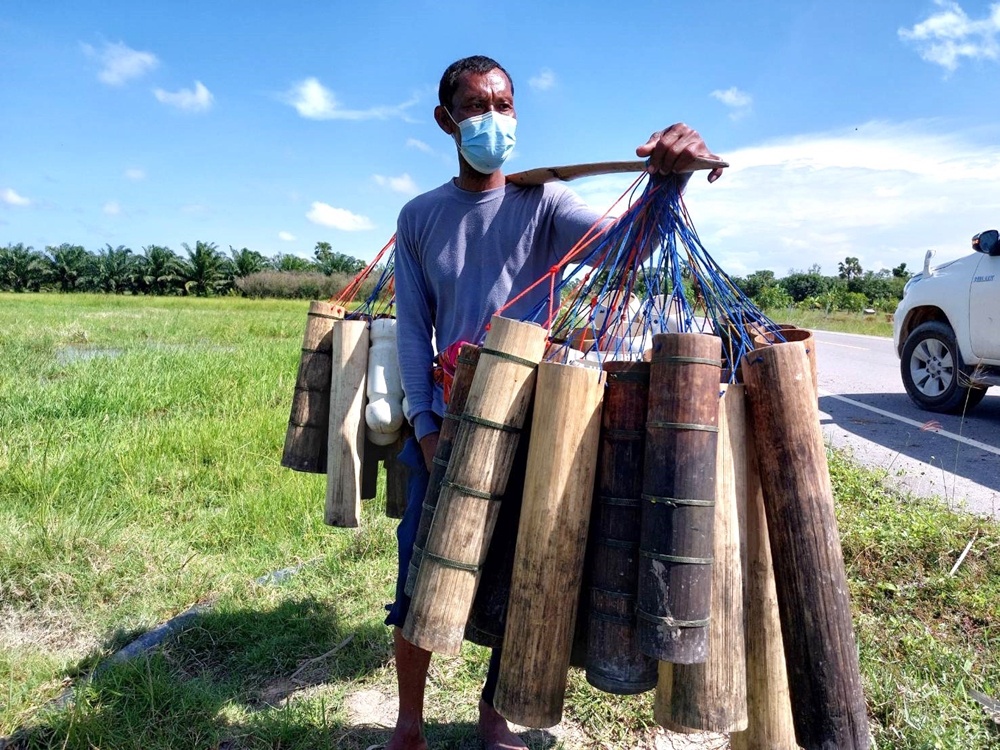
742,342,870,750
403,345,481,597
655,383,748,732
494,361,606,729
638,332,722,664
281,300,344,473
404,317,547,655
584,360,657,695
383,429,410,519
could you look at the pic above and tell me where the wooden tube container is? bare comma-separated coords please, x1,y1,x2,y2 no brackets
638,333,722,664
404,317,547,655
494,361,606,729
754,327,818,396
360,439,381,501
742,342,870,750
383,428,410,519
730,413,797,750
324,319,369,528
281,300,344,473
585,360,657,695
654,384,748,732
404,345,481,597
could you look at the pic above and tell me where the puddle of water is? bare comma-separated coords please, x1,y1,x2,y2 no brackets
55,345,124,366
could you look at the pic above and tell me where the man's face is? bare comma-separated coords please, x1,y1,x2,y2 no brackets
447,68,515,125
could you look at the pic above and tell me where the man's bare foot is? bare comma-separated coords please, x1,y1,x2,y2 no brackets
478,699,527,749
385,719,428,750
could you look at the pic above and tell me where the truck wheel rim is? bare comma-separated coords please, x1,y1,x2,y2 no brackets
910,338,954,398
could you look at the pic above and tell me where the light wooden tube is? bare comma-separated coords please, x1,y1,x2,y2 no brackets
493,361,606,729
638,333,722,664
654,384,748,732
585,361,657,695
281,300,344,473
742,342,870,750
324,319,369,528
730,410,797,750
404,345,482,597
403,317,547,655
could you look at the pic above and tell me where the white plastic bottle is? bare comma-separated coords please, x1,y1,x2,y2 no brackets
365,318,404,446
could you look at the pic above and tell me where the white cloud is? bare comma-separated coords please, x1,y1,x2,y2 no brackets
283,77,418,120
103,200,122,216
306,202,374,231
568,120,1000,277
153,81,214,112
373,173,419,196
82,41,159,86
711,87,753,121
278,231,296,241
899,1,1000,71
1,188,31,207
407,138,433,153
529,68,556,92
124,168,146,181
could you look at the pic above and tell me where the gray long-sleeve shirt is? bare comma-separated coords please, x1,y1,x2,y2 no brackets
395,178,604,440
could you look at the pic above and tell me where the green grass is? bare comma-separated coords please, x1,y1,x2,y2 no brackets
768,306,895,338
2,293,998,749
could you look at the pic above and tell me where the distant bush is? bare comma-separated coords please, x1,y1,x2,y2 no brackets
235,271,377,300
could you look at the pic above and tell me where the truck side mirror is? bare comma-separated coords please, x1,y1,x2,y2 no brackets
972,229,999,255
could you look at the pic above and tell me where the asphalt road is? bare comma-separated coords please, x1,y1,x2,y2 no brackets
813,329,1000,518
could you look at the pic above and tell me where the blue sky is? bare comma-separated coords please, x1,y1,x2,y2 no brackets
3,0,1000,276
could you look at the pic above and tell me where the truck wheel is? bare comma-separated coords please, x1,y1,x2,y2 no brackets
900,321,987,413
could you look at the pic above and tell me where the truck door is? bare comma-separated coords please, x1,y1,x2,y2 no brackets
969,253,1000,362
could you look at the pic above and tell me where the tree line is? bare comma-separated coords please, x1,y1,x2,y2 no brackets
0,241,366,296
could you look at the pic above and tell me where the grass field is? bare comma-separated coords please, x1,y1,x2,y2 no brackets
1,293,998,749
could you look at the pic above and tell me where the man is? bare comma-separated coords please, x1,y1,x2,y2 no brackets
388,55,724,750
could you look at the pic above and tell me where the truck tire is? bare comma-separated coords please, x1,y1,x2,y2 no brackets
900,321,987,413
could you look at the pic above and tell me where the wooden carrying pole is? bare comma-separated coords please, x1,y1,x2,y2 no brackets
654,384,748,733
324,319,369,528
585,360,657,695
730,414,797,750
404,317,547,655
638,333,722,664
404,345,482,597
742,342,870,750
281,300,344,473
494,361,606,729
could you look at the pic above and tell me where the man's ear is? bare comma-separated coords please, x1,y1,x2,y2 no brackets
434,105,456,136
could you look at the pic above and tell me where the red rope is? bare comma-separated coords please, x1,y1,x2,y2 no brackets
331,235,395,304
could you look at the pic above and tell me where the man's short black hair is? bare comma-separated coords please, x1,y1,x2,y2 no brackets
438,55,514,110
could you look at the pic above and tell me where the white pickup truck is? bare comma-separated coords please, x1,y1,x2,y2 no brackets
893,229,1000,413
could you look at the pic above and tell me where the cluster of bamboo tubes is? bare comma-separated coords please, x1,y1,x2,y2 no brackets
372,314,869,747
280,303,409,526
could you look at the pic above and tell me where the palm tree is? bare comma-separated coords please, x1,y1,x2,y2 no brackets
229,246,267,278
44,243,92,292
313,241,366,275
180,241,232,296
0,243,46,292
138,245,184,295
270,253,316,273
91,244,138,293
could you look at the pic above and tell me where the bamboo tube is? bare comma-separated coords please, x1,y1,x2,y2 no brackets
383,429,410,519
494,362,606,729
324,319,369,528
654,384,748,732
404,345,481,597
730,411,797,750
742,342,870,750
404,317,547,654
585,361,657,695
360,439,381,501
281,300,344,473
638,333,722,664
754,328,818,396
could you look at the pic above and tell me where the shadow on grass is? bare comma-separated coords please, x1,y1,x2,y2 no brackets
5,597,414,750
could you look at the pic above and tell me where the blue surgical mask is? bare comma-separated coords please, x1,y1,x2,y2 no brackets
448,110,517,175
